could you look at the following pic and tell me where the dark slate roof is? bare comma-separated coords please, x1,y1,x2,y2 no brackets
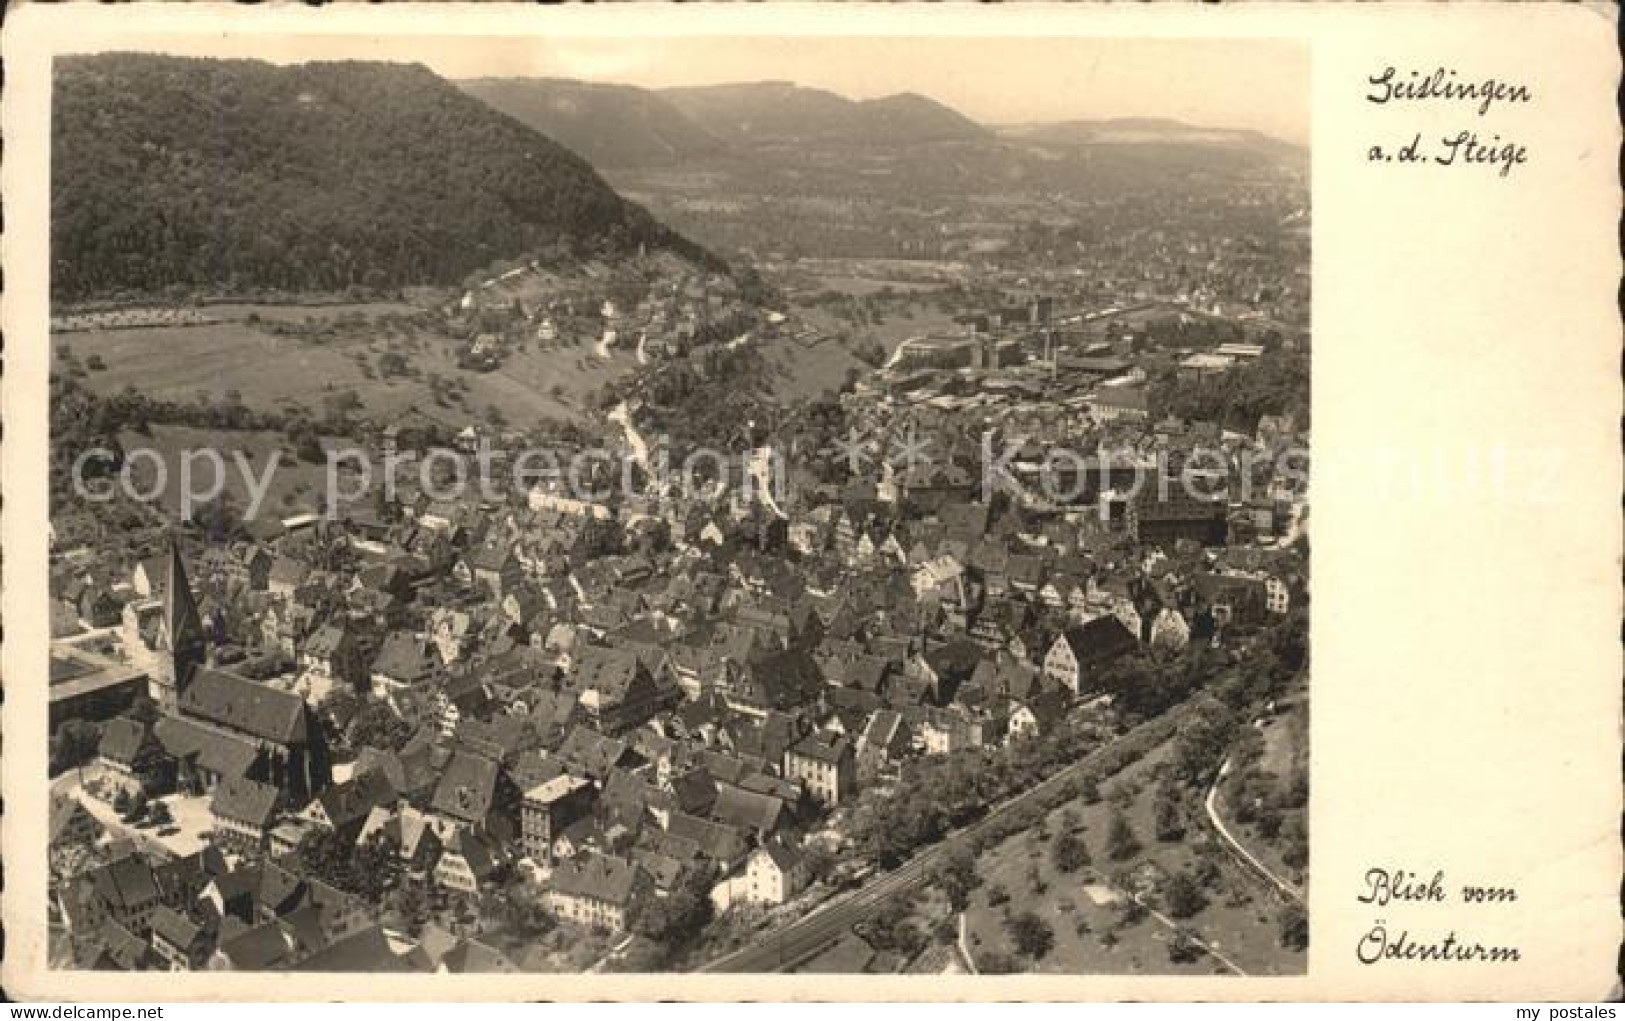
788,732,853,767
180,669,310,746
87,854,160,911
429,749,501,825
1056,615,1139,664
666,812,749,864
155,715,260,780
95,920,156,971
97,716,152,765
210,776,280,828
548,852,643,907
148,904,203,949
371,631,437,684
290,924,422,972
709,783,786,835
313,769,396,829
556,726,632,781
570,644,647,702
217,921,295,970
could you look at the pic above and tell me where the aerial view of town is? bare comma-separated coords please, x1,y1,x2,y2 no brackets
45,38,1311,976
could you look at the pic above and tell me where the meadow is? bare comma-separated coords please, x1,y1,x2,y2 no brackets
962,737,1305,976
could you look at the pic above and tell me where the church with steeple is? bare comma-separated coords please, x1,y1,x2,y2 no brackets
151,540,210,713
131,539,331,805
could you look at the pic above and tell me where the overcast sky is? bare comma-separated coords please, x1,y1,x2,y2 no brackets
71,35,1310,143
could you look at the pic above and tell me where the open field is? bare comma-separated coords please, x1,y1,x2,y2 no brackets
963,737,1304,976
802,275,946,297
795,303,963,355
59,313,640,431
760,337,866,403
114,426,356,518
58,292,930,439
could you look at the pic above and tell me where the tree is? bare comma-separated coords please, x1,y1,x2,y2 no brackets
1279,814,1309,869
112,788,133,817
631,866,714,949
353,829,403,900
125,788,148,822
299,827,361,891
504,883,556,940
1171,704,1240,786
1105,809,1142,861
1154,783,1187,843
391,877,432,937
347,701,414,753
289,424,325,465
934,843,981,911
50,720,102,775
378,352,409,378
1050,830,1091,873
1167,926,1206,964
1162,872,1208,919
1005,911,1055,961
1079,777,1103,805
1276,902,1309,951
977,950,1021,974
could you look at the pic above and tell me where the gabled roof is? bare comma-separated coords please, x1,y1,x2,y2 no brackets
787,731,852,771
217,921,296,970
97,715,153,765
303,624,350,659
87,853,160,911
151,846,228,902
736,648,823,711
429,750,502,825
1054,615,1139,665
709,783,786,835
666,768,718,817
148,904,204,949
210,776,280,828
371,631,437,684
180,668,310,746
860,708,905,749
570,644,648,703
295,924,423,972
557,726,633,781
312,769,395,830
94,920,157,971
752,841,804,874
439,937,518,973
548,852,644,907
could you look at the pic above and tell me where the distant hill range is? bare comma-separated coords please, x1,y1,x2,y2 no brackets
459,77,729,167
995,117,1300,153
52,54,718,303
452,77,1298,172
457,78,991,162
658,81,991,146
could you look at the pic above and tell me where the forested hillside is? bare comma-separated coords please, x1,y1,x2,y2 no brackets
52,54,717,303
659,81,990,146
458,78,727,167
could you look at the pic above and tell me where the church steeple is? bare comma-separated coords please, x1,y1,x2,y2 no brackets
162,537,208,694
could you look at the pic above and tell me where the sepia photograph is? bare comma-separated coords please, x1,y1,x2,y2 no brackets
41,30,1314,978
